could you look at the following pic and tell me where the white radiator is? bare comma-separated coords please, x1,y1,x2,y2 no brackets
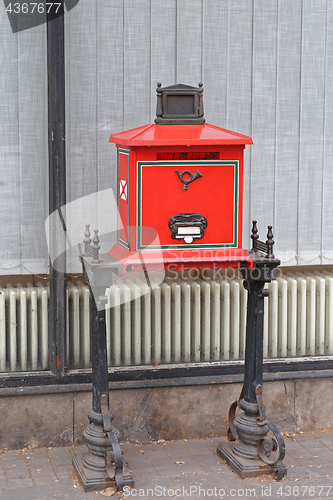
105,271,333,366
0,283,49,372
1,272,333,372
263,271,333,359
105,275,247,367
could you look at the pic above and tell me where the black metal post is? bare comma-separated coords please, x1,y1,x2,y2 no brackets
47,2,67,376
73,231,133,491
217,223,287,480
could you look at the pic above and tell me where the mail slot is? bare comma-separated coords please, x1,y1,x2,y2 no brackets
109,82,253,272
168,213,207,243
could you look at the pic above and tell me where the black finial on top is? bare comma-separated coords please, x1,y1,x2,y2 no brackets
155,82,205,124
266,226,274,258
251,220,259,251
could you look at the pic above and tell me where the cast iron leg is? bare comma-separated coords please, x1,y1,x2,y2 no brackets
231,280,271,462
73,288,134,491
217,228,287,480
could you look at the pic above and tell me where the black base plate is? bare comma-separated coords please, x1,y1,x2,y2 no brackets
217,442,283,479
72,454,134,492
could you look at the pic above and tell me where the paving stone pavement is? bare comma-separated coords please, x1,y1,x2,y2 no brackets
0,430,333,500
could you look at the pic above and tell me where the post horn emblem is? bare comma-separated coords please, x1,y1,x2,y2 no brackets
175,169,202,190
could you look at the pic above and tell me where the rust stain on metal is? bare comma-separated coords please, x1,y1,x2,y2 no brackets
56,356,60,369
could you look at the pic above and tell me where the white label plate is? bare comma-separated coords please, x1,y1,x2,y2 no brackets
177,226,201,235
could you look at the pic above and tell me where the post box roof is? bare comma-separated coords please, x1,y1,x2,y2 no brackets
109,123,253,147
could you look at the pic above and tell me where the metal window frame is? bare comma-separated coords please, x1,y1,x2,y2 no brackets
47,1,67,378
1,357,333,397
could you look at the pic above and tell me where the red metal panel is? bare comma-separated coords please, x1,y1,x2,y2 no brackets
110,123,253,147
108,245,253,272
110,127,252,271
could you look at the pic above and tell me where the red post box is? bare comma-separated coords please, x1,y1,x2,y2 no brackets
75,83,286,489
109,83,253,273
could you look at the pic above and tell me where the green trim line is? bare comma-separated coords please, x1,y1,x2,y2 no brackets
234,163,239,247
119,238,129,249
137,160,239,250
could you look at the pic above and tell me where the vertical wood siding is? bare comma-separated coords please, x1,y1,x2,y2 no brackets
1,0,333,272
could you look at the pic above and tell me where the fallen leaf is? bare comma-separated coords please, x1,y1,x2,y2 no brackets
100,487,116,496
284,432,296,441
157,439,166,445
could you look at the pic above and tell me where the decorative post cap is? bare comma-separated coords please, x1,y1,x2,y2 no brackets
91,229,100,264
83,224,91,256
155,82,205,124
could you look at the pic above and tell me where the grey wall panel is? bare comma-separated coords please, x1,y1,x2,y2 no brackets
18,25,48,265
123,0,151,130
65,1,98,204
202,0,228,127
297,0,326,265
226,0,253,248
273,0,302,266
97,0,124,195
65,3,71,199
250,0,278,238
65,2,99,274
151,0,177,119
0,10,48,273
0,9,21,271
226,0,253,136
3,0,333,273
322,1,333,264
176,0,203,85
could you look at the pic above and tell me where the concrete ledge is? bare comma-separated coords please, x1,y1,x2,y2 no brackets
0,378,330,450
